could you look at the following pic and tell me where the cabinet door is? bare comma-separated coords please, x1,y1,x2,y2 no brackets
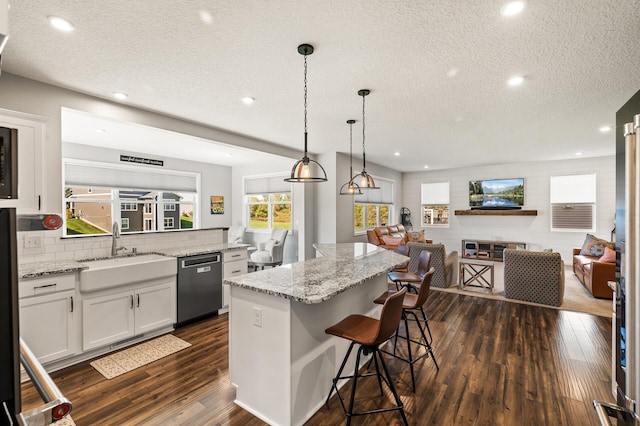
0,111,45,213
20,290,76,364
134,280,176,335
83,291,135,351
223,258,247,307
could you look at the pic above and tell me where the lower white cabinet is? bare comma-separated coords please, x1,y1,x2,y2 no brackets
223,250,248,308
82,279,176,351
20,289,77,364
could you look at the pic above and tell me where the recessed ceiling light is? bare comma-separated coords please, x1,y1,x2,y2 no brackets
423,165,429,169
599,126,612,133
241,97,255,105
447,68,459,78
225,153,233,157
501,1,525,16
199,10,213,24
575,151,583,156
95,129,107,134
394,152,401,156
47,15,75,32
113,92,128,101
507,76,524,87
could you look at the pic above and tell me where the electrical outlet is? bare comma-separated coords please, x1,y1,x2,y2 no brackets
24,236,42,249
253,307,262,328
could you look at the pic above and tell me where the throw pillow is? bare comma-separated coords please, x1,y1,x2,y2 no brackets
407,230,425,242
599,246,616,263
580,233,613,257
380,235,403,246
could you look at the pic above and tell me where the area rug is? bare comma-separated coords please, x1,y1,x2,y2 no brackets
90,334,191,379
433,263,612,317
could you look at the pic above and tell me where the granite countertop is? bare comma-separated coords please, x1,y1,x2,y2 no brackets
19,243,250,278
155,242,249,257
19,260,88,279
223,242,407,304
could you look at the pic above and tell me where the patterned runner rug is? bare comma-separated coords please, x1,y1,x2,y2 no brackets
90,334,191,379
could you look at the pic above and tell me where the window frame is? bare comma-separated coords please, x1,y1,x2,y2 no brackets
420,182,450,228
121,217,130,230
244,174,292,232
549,173,597,232
353,176,395,235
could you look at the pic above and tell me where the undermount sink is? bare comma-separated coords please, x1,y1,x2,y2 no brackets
79,254,177,292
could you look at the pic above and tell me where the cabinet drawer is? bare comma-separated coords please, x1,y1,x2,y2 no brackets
19,273,76,298
224,259,247,278
223,249,247,263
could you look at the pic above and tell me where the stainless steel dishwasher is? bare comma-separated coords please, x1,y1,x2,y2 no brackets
177,252,223,326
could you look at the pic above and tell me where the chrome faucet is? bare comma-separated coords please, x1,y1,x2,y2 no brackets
111,221,127,256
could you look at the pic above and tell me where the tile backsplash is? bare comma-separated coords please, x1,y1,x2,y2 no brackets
17,228,224,265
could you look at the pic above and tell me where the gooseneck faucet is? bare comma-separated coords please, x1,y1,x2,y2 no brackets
111,221,127,256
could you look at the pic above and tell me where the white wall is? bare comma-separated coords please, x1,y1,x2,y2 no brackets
402,156,616,262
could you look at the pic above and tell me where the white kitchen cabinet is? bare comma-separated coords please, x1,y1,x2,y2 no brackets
82,278,176,351
20,289,77,364
19,273,78,364
222,249,248,308
0,110,45,213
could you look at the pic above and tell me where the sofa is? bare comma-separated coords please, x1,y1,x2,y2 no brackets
367,224,432,250
406,242,458,288
572,248,615,299
504,249,565,307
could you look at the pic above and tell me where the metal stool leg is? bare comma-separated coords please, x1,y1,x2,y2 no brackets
346,346,364,426
420,306,433,343
407,310,439,370
377,349,409,426
326,341,356,405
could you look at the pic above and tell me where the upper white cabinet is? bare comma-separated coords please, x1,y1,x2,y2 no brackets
0,109,46,213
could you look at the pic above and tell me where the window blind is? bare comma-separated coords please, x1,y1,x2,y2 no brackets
550,174,596,231
355,177,394,204
245,175,291,194
421,182,450,205
65,160,198,193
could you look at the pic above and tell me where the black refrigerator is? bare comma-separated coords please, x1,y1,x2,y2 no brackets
1,127,21,423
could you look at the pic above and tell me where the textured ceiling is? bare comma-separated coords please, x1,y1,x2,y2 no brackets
3,0,640,172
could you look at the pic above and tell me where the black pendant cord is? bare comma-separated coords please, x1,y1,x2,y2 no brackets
303,51,308,158
361,92,366,171
349,120,354,177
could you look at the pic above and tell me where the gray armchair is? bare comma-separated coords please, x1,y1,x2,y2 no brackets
503,249,565,307
406,242,458,288
250,228,288,266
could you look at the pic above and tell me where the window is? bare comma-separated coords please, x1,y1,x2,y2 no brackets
64,159,200,237
354,177,394,232
121,202,137,211
550,174,596,231
421,182,450,227
245,175,292,230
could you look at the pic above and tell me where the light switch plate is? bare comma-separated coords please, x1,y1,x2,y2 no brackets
253,307,262,327
24,235,42,249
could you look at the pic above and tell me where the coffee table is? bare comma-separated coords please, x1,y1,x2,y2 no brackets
459,258,494,292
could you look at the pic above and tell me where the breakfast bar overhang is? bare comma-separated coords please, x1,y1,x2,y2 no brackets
224,243,407,426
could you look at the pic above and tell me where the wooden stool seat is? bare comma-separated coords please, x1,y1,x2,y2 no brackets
324,288,409,426
375,268,439,392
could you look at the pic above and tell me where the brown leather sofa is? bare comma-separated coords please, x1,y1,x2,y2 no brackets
366,225,433,250
572,248,614,299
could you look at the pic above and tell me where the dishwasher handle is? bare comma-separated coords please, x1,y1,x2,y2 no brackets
180,253,221,268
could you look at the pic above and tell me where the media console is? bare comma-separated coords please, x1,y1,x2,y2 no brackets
461,239,527,262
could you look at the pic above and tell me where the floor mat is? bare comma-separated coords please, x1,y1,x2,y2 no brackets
90,334,191,379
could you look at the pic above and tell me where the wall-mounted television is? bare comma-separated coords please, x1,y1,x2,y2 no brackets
469,178,524,208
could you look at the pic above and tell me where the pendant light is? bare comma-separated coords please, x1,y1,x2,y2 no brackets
339,119,362,195
285,44,328,183
351,89,379,189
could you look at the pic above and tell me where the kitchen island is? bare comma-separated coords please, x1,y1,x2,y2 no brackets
224,242,407,426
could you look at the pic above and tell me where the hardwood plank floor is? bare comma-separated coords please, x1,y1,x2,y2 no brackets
21,291,614,425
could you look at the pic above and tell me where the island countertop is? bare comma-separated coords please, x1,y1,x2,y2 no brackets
224,242,407,304
154,242,250,257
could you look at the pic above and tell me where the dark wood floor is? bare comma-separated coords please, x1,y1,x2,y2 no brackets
22,290,614,425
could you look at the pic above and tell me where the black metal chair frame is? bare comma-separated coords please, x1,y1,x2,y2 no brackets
326,341,409,426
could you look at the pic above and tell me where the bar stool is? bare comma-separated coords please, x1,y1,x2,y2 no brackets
390,244,410,273
325,288,409,426
388,250,431,294
374,268,439,392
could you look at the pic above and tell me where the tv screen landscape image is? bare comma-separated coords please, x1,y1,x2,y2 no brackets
469,178,524,208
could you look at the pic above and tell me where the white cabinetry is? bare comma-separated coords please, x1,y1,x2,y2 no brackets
19,274,77,364
82,278,176,351
222,249,248,308
0,109,45,213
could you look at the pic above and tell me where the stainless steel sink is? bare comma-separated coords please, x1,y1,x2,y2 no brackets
79,254,177,292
